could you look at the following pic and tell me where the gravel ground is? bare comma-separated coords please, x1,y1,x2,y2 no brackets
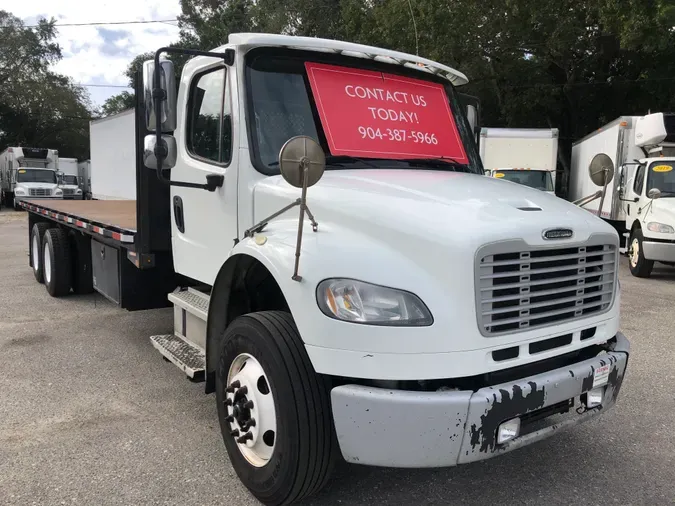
1,207,674,505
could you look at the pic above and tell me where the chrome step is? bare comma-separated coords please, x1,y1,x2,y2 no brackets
168,287,209,321
150,333,205,378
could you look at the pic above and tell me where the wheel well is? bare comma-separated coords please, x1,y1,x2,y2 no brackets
630,220,641,234
205,255,289,393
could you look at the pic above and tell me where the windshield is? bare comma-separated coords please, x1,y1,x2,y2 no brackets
16,169,57,184
245,49,482,175
495,170,553,191
62,175,78,185
646,161,675,196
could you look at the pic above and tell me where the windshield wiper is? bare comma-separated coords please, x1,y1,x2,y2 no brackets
405,157,472,172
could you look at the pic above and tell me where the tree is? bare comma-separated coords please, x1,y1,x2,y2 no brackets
0,11,95,159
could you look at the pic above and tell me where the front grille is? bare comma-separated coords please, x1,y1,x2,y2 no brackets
63,188,75,195
477,241,617,336
29,188,50,196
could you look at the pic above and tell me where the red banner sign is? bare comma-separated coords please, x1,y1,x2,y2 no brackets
305,62,468,163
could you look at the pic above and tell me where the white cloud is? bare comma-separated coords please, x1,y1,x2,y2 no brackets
0,1,181,107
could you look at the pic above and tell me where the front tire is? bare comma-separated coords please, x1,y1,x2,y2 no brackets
42,228,73,296
629,228,654,278
216,311,337,505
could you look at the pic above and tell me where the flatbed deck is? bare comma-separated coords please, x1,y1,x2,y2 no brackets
21,199,137,244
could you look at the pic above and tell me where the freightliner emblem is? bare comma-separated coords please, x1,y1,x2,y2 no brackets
543,228,573,240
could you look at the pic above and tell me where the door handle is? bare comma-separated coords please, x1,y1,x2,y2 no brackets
173,196,185,233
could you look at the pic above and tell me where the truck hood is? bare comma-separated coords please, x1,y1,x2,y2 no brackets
253,169,612,250
646,197,675,223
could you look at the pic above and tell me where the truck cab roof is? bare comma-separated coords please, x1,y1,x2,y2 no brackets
208,32,469,86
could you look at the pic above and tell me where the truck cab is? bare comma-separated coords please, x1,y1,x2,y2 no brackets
619,113,675,276
489,167,555,194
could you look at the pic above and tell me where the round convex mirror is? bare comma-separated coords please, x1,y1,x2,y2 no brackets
588,153,615,187
278,136,326,188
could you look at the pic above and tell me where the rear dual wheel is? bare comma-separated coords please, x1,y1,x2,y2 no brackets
43,228,72,297
216,311,337,506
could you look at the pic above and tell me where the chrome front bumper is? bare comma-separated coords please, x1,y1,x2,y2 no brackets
642,241,675,263
331,333,629,468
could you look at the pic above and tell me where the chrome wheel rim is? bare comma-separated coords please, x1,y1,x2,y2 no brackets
32,235,40,273
43,242,51,284
225,353,276,467
630,238,639,267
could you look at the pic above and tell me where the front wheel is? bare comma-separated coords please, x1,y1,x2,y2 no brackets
216,311,337,506
629,228,654,278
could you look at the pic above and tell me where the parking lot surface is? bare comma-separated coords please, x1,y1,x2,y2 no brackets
1,207,674,505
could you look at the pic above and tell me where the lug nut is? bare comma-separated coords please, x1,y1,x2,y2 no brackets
224,398,233,406
234,386,248,400
226,380,241,393
236,431,253,444
225,415,234,423
230,429,240,437
244,400,254,409
243,418,256,430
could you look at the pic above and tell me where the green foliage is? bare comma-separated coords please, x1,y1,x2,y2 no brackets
0,11,94,159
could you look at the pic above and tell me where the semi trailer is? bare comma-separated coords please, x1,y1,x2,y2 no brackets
21,33,629,505
569,113,675,277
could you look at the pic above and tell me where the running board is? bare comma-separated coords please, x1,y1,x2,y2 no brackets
150,334,205,378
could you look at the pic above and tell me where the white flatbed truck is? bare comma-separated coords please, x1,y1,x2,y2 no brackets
21,33,630,505
569,113,675,277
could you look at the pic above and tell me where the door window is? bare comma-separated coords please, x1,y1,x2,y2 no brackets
633,164,646,196
186,67,232,165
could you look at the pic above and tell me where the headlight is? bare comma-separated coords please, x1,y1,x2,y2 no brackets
15,189,26,195
55,189,63,195
76,189,82,193
316,278,433,326
647,222,674,234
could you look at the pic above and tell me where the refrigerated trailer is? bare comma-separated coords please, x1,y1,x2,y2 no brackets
569,113,675,277
480,128,559,195
20,33,630,505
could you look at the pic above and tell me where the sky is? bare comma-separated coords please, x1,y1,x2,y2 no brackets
1,1,182,107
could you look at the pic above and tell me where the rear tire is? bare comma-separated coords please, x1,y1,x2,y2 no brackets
69,232,94,294
216,311,337,506
628,228,654,278
31,223,51,283
43,228,72,297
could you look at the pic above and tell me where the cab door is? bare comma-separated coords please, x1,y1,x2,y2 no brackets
625,163,646,227
170,60,239,285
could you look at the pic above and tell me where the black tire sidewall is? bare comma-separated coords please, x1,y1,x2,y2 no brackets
43,228,72,296
216,318,304,504
31,223,50,283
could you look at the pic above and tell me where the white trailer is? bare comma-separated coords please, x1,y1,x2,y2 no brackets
89,109,136,200
480,127,559,195
0,147,62,210
569,113,675,277
57,157,83,200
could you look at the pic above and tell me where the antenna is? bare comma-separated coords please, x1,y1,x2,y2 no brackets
407,0,419,56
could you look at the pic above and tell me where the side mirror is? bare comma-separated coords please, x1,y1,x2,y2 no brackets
484,169,492,177
647,188,662,199
142,58,177,133
143,135,177,170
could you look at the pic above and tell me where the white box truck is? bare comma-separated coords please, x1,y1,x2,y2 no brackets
89,109,137,200
480,127,559,195
569,113,675,277
77,160,91,199
0,147,62,210
19,34,629,505
57,157,83,200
